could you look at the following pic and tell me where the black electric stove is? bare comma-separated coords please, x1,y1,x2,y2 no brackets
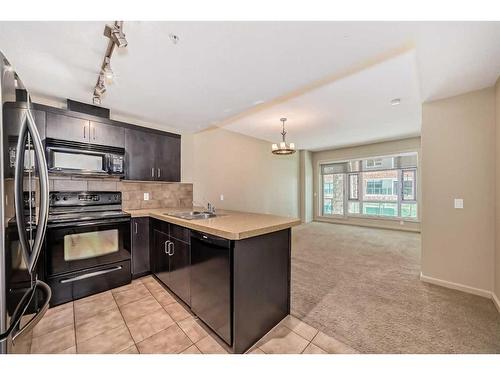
45,191,131,306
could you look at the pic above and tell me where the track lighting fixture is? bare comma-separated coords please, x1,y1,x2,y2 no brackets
91,21,128,105
102,57,113,82
104,21,128,48
92,94,101,106
94,74,106,96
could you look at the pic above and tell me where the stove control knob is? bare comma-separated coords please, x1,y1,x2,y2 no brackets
55,196,60,201
62,196,67,201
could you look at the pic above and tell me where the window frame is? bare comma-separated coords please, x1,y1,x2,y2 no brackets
319,156,419,222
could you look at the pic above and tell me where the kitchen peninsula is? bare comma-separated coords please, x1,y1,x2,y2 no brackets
127,208,300,353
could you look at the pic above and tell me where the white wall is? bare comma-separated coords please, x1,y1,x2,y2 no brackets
184,127,300,217
299,150,313,222
421,87,496,293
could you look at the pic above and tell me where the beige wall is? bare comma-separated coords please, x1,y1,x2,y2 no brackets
311,137,421,232
184,127,300,218
496,78,500,299
299,150,313,223
422,87,496,292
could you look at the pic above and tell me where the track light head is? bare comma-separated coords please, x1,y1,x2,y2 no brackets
94,74,106,96
92,94,101,106
103,57,113,82
104,22,128,48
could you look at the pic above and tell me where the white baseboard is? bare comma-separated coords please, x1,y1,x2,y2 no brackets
493,292,500,314
419,272,492,298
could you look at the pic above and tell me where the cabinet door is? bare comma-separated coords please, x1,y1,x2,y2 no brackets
90,121,125,148
46,112,89,143
124,128,157,181
168,237,190,305
156,135,180,182
152,230,170,286
131,218,150,277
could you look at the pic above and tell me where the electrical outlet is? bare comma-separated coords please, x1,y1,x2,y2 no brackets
144,192,149,201
454,198,463,209
220,194,224,201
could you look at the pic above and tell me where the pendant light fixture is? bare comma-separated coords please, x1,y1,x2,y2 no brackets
272,118,296,155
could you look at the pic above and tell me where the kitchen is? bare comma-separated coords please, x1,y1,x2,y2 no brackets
1,61,302,355
2,3,500,373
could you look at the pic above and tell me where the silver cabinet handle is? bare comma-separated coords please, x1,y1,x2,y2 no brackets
83,125,86,139
135,222,138,234
164,240,170,254
157,168,161,178
168,241,175,256
93,126,96,140
151,167,155,178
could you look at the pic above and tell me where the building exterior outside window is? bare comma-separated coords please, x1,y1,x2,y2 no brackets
320,153,418,221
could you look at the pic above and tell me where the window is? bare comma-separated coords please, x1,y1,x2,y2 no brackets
366,158,383,168
320,153,418,221
322,173,344,215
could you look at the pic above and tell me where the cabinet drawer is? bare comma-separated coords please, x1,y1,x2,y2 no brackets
47,260,131,307
169,223,190,243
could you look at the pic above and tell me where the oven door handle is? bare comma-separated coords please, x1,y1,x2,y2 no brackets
47,217,131,228
60,266,123,284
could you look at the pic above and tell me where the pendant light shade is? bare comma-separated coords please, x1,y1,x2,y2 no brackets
272,118,296,155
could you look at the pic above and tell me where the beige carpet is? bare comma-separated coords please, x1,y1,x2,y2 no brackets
290,222,500,354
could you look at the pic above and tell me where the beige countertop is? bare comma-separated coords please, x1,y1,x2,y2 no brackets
125,207,301,240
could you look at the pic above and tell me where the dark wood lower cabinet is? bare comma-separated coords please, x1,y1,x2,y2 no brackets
131,217,150,278
168,237,191,306
151,221,191,306
152,229,170,286
148,219,291,354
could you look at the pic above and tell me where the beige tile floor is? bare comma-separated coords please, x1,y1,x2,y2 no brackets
23,276,357,354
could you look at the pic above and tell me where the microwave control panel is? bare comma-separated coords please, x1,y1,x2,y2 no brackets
109,154,124,173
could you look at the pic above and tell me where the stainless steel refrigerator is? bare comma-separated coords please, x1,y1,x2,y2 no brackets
0,51,51,354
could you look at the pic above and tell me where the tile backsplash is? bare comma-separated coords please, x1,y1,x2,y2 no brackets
49,176,193,210
120,181,193,210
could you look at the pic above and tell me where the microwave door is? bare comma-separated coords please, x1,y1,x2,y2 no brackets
48,147,108,175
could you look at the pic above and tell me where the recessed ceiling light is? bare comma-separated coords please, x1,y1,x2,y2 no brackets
390,98,401,106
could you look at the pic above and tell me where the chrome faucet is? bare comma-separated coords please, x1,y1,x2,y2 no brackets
207,202,216,214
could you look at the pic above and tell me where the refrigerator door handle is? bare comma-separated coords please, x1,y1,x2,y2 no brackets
0,279,51,343
13,107,49,275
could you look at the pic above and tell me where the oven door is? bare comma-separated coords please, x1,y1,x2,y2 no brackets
46,146,109,176
46,217,131,277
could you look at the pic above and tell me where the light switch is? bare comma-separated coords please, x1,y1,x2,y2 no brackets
144,192,150,201
220,194,224,201
454,198,463,209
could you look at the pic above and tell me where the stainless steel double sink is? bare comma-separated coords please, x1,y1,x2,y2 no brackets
165,211,216,220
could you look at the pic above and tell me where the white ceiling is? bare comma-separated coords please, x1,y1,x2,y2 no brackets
0,22,499,150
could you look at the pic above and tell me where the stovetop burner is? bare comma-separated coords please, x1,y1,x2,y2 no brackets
48,191,129,224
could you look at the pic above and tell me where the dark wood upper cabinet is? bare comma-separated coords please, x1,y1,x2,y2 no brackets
125,128,180,182
125,128,157,181
89,121,125,148
156,134,181,182
46,112,89,143
37,103,180,182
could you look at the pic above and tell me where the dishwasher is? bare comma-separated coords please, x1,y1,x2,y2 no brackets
190,231,232,345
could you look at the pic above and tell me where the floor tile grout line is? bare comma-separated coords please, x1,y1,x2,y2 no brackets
110,291,136,354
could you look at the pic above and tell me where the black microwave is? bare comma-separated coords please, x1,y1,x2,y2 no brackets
45,138,125,177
